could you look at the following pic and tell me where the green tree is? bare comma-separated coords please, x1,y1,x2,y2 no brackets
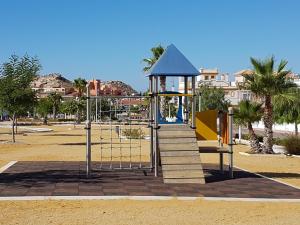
60,99,79,127
74,78,87,123
48,92,62,119
36,98,52,125
143,45,164,72
143,45,167,116
74,78,87,97
273,88,300,135
198,85,230,112
91,97,111,120
0,55,40,142
234,100,263,153
241,57,296,153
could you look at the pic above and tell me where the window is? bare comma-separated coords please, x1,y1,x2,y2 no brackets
205,76,209,80
211,76,215,79
243,93,248,100
231,91,235,97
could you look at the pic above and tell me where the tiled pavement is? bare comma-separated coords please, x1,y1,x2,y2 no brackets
0,161,299,198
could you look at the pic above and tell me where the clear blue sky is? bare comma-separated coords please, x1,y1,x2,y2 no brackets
1,0,300,91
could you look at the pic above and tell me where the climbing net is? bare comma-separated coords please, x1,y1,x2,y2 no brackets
93,96,152,170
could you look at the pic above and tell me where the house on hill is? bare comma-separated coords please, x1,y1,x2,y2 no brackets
31,73,75,98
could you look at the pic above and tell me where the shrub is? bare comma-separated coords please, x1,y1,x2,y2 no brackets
57,118,75,122
282,136,300,155
241,133,263,142
122,128,144,139
273,138,285,146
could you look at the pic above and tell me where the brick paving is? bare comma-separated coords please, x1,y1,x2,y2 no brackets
0,161,299,198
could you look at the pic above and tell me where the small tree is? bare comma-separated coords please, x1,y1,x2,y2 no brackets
36,98,52,125
198,85,230,112
61,98,85,127
0,55,40,142
61,100,78,127
273,88,300,135
91,97,110,120
234,100,263,153
48,92,62,119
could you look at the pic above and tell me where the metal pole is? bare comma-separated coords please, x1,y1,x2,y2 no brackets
99,97,102,122
149,76,154,170
238,125,242,144
184,76,188,123
228,107,234,178
191,76,196,128
238,89,241,144
198,93,202,112
154,76,159,177
95,85,98,123
85,83,92,178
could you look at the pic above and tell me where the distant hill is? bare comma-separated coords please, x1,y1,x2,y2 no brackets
31,74,138,96
31,73,73,90
101,80,138,95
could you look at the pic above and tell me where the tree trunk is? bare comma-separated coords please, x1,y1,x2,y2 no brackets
295,122,299,136
159,76,166,117
43,116,48,125
262,95,273,153
53,106,56,120
76,109,81,124
15,117,18,134
12,113,16,143
248,122,262,153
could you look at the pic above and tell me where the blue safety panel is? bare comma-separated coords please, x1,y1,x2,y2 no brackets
157,91,184,124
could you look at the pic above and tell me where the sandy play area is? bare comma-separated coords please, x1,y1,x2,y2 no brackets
0,124,300,225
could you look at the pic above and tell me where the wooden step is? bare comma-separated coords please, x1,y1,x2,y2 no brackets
163,170,204,179
160,151,200,157
164,178,205,184
159,138,196,144
162,164,203,171
158,130,196,139
159,125,194,131
161,156,201,165
159,143,199,151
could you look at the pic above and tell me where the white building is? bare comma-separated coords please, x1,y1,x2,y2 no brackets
178,68,251,105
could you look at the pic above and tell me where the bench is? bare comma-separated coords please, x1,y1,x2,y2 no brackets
198,146,229,173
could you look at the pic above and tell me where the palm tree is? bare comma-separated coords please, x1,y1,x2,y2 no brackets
73,78,87,123
143,45,166,115
143,45,165,91
74,78,87,98
234,100,263,153
48,92,62,119
241,57,296,153
143,45,164,72
273,88,300,135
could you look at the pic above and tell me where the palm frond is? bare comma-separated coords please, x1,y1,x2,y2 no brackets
277,59,288,73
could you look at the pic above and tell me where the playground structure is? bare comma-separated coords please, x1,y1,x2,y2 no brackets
85,44,234,183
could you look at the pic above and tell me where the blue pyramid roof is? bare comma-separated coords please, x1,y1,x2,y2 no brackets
146,44,199,76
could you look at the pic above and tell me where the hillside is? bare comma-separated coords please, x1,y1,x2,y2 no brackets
31,74,138,96
101,80,138,95
31,73,73,90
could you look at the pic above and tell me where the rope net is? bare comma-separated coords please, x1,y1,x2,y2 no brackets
93,96,151,170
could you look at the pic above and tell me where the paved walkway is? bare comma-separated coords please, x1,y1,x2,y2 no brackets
0,161,299,199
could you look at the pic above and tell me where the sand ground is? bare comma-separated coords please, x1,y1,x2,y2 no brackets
0,124,299,225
